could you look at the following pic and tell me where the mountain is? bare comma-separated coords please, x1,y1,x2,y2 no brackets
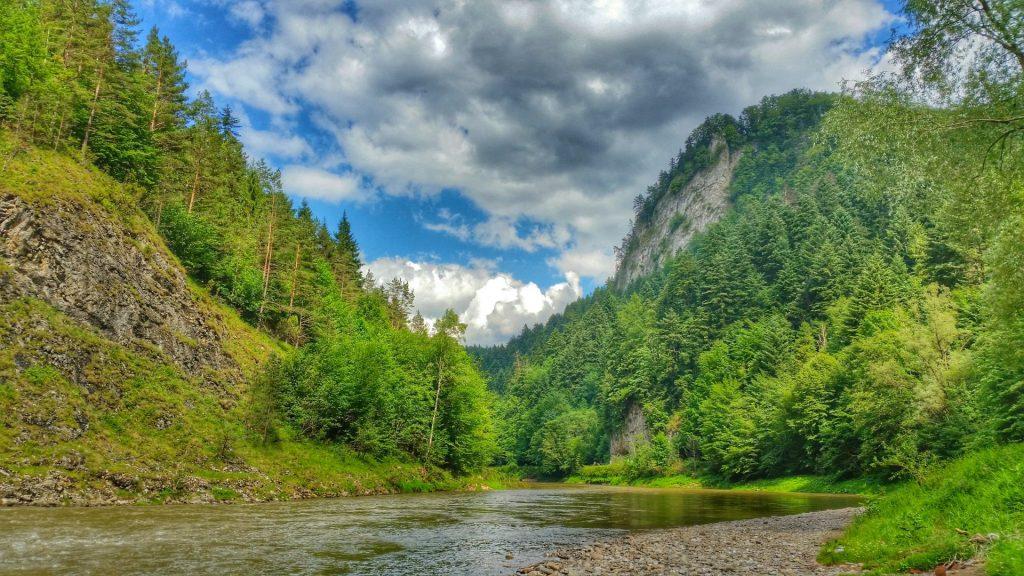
0,139,450,505
614,91,836,289
475,86,1022,486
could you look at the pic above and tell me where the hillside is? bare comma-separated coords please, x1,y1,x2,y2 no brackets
0,135,495,505
614,91,836,289
1,0,499,505
476,82,1024,493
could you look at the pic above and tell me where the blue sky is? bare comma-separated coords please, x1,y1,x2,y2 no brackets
133,0,901,344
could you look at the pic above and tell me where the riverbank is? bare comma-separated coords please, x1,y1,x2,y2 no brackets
515,508,865,576
0,452,520,507
565,463,886,495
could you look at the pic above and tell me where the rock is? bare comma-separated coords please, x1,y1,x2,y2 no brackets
509,508,865,576
614,135,741,289
0,194,241,381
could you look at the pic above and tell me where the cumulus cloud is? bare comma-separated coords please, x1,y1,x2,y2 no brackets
191,0,895,284
366,257,582,345
229,0,265,28
421,209,572,253
240,126,312,160
280,166,370,203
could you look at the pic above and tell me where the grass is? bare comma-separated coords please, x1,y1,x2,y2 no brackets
0,297,513,503
566,461,886,495
0,136,509,503
821,444,1024,575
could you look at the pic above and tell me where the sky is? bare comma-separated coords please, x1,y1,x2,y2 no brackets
133,0,903,345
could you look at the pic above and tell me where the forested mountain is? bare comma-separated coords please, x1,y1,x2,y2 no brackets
0,0,494,503
614,90,837,288
474,2,1024,482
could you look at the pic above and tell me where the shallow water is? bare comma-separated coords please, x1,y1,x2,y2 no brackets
0,484,860,575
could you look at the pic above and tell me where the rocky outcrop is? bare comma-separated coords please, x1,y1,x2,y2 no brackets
614,137,740,289
0,193,239,382
610,402,649,458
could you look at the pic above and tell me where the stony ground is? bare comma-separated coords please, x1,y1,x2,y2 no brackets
514,508,864,576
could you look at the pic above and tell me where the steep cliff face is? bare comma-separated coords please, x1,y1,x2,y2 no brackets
0,193,241,382
614,137,740,289
609,402,649,459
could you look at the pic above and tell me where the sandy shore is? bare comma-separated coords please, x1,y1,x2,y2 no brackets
514,508,864,576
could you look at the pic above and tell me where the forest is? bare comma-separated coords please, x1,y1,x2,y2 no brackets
2,0,1024,573
0,0,495,475
475,1,1024,484
2,0,1022,494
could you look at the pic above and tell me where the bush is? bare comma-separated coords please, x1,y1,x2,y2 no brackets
159,203,222,281
622,433,677,481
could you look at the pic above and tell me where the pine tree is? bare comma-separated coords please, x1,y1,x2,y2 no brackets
142,27,187,136
333,212,364,296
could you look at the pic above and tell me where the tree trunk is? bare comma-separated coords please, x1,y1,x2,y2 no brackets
149,71,163,133
187,161,201,213
425,357,445,461
53,107,66,148
80,65,104,157
259,195,277,316
289,243,301,308
154,198,164,229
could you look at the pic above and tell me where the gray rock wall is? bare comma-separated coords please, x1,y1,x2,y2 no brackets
0,194,239,382
614,137,739,289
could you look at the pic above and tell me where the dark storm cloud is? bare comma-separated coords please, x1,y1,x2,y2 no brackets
194,0,895,278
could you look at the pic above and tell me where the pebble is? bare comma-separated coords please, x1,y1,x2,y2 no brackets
511,508,865,576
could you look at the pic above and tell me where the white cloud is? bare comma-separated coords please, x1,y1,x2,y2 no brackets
240,126,312,160
548,247,616,281
140,0,188,18
190,0,896,286
229,0,265,28
366,257,582,345
422,212,572,253
280,166,370,203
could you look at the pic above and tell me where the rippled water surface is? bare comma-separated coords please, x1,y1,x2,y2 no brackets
0,484,860,575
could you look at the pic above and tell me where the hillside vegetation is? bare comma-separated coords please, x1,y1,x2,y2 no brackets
474,1,1024,570
822,444,1024,576
0,0,496,503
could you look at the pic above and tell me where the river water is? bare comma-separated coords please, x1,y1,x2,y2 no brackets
0,484,860,575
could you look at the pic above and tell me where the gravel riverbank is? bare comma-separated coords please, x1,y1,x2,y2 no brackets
515,508,864,576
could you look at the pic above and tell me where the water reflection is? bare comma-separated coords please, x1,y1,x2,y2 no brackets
0,485,860,576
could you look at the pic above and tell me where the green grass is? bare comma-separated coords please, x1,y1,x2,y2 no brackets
0,137,509,504
0,297,515,504
821,444,1024,575
566,461,885,495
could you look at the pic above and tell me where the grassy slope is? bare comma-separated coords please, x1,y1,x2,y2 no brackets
820,444,1024,576
0,136,511,504
565,461,885,495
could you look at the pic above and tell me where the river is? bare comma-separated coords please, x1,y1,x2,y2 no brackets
0,484,861,575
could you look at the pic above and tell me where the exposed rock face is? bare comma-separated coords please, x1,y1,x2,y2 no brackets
610,402,649,458
614,137,740,289
0,193,238,382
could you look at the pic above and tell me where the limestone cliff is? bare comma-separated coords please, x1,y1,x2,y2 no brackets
609,402,650,459
614,136,739,289
0,193,242,382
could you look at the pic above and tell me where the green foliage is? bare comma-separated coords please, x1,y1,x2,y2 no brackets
0,0,495,486
480,24,1021,487
158,202,222,280
531,408,601,476
822,444,1024,575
